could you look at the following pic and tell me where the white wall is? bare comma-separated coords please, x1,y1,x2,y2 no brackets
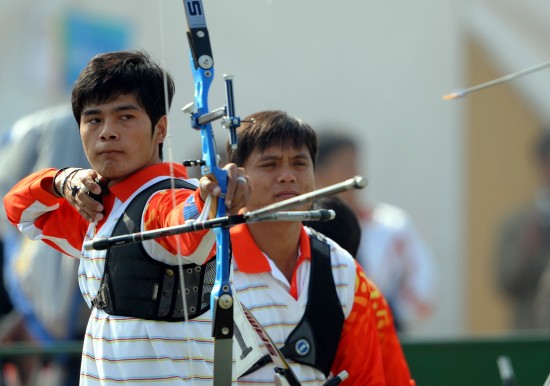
0,0,465,336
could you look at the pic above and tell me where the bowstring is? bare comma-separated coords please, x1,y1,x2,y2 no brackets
157,1,196,382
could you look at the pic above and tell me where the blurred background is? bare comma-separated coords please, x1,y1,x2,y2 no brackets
1,0,550,384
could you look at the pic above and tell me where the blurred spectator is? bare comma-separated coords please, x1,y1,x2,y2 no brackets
305,196,415,386
535,259,550,329
495,130,550,330
0,239,13,316
0,104,90,386
314,131,437,332
0,128,14,319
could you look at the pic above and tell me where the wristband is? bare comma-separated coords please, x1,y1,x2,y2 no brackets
53,167,69,197
61,168,82,198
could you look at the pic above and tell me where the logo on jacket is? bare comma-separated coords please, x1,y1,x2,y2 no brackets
295,338,310,356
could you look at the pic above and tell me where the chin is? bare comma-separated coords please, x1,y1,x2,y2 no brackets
99,167,128,181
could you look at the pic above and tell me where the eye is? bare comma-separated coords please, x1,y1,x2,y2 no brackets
259,162,276,168
86,117,101,124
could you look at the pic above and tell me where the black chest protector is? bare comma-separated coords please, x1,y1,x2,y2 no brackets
243,230,345,378
92,179,217,321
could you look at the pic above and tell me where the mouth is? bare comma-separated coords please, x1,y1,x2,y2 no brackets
98,149,123,156
275,191,299,200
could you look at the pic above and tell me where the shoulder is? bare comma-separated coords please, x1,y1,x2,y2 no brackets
144,177,199,201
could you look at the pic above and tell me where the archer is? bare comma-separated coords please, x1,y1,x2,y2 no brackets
3,50,248,385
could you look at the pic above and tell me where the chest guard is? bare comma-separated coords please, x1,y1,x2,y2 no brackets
92,179,216,321
243,230,345,378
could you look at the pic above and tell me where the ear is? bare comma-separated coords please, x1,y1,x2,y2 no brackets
154,115,168,143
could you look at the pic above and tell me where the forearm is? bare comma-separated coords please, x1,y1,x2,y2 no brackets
4,168,86,257
143,187,216,264
4,169,61,225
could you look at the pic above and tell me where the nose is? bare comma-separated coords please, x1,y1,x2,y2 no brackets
99,119,119,141
277,165,296,183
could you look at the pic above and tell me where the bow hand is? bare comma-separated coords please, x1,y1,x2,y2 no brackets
199,164,248,215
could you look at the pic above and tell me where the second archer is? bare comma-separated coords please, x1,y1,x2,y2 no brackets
226,110,385,386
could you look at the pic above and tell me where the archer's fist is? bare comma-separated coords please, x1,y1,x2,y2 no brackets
199,163,249,215
54,168,105,222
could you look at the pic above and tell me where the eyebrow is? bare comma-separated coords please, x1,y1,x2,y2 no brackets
81,104,141,117
258,152,311,161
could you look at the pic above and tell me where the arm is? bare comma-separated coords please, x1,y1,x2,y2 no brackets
141,163,247,265
4,168,89,258
330,263,385,386
143,186,216,264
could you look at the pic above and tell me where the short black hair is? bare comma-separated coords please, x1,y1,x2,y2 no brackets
227,110,318,167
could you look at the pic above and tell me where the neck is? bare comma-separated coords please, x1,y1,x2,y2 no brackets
247,220,302,282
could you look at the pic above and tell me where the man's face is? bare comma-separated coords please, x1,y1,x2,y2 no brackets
79,93,166,184
243,144,315,212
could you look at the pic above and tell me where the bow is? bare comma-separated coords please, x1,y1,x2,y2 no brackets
178,5,351,384
181,1,238,384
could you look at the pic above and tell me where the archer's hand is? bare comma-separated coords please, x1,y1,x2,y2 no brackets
54,168,105,222
199,163,249,215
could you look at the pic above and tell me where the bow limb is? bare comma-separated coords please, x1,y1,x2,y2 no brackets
182,1,234,385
